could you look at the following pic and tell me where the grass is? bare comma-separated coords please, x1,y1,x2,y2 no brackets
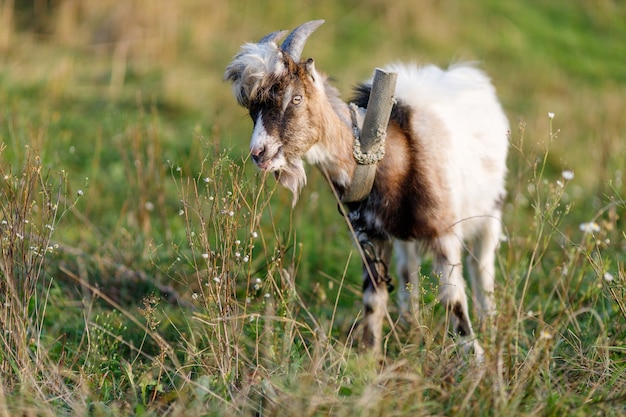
1,0,625,415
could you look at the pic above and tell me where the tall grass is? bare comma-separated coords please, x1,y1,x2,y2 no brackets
0,144,80,409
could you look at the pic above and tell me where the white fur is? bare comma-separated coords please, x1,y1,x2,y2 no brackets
305,144,351,187
225,42,287,106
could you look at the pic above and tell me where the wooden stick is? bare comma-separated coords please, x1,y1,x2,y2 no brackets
361,68,397,153
342,68,397,203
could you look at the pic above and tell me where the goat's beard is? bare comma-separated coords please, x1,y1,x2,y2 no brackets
274,158,306,207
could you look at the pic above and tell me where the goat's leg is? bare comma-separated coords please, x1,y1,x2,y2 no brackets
434,234,484,358
394,240,420,320
467,215,501,322
361,237,393,356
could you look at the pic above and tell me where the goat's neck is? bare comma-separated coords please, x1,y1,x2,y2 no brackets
305,84,357,195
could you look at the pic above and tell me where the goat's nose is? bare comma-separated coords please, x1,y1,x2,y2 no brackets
250,146,265,162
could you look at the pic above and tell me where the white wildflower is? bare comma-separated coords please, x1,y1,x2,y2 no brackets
77,189,84,196
539,329,553,340
548,112,555,120
251,231,258,239
243,255,249,262
562,170,574,180
213,276,221,283
579,222,600,233
201,253,209,259
603,272,614,282
264,293,271,298
178,209,184,216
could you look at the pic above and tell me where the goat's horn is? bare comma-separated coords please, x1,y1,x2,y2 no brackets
280,19,325,62
258,30,289,44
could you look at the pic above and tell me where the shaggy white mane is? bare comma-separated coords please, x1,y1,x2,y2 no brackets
224,42,287,107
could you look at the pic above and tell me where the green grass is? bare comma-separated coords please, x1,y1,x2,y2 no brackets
1,0,625,415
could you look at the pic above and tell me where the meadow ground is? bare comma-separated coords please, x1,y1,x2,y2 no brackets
0,1,625,415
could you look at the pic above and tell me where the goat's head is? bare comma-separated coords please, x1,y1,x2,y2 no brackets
224,20,327,205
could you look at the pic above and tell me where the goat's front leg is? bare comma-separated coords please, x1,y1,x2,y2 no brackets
394,240,421,320
360,237,393,356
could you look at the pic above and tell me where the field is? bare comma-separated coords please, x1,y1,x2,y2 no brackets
1,0,625,415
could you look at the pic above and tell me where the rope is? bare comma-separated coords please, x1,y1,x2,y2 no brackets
350,104,386,165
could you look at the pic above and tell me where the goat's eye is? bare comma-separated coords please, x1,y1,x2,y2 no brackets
292,95,302,105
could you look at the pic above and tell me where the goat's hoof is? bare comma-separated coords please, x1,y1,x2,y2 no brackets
458,337,486,364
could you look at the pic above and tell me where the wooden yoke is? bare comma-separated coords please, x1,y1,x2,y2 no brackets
342,68,397,203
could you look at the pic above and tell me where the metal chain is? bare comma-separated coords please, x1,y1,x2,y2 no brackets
361,240,394,292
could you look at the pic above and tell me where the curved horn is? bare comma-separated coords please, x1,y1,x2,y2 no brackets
258,30,289,45
280,19,325,62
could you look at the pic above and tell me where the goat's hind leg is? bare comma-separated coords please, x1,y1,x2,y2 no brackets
467,215,501,322
360,237,393,357
434,234,484,359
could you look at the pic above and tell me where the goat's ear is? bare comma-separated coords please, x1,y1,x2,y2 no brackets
305,58,318,82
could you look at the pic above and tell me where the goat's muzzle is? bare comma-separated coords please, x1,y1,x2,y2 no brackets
250,145,284,172
250,146,265,164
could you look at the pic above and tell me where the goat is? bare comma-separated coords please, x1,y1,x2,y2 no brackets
224,20,509,357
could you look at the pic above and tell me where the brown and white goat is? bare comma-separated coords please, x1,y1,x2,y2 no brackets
225,20,509,357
